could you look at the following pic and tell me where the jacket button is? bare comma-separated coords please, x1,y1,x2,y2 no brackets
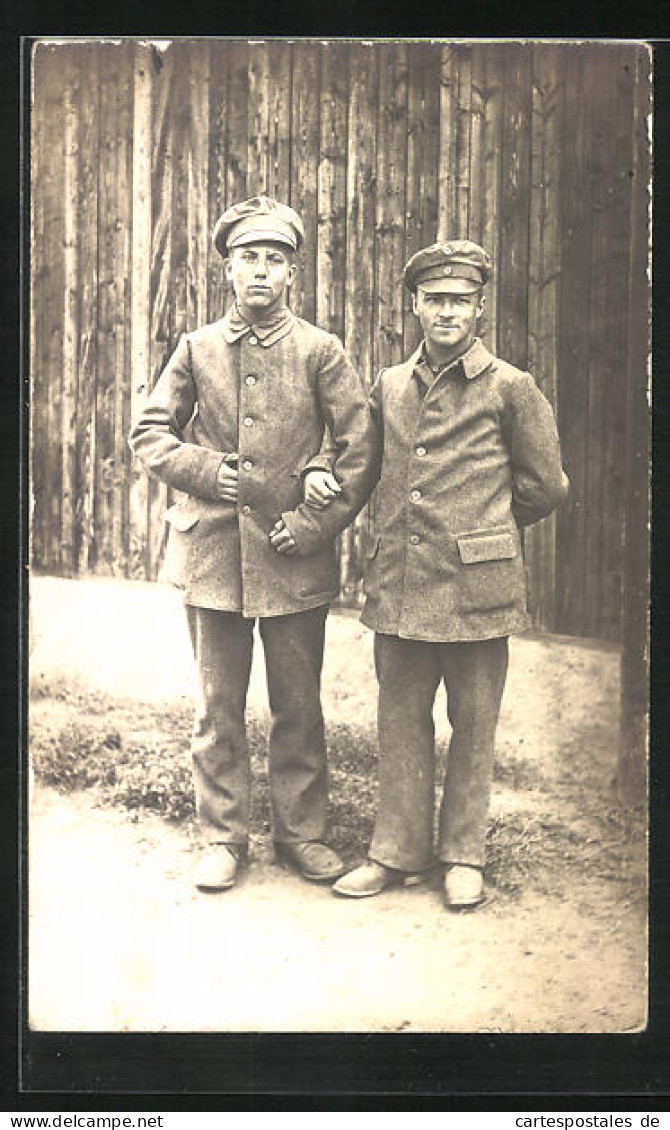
242,459,253,471
243,417,254,427
245,375,257,386
241,505,251,516
247,335,258,345
416,446,426,457
410,534,420,545
410,489,421,502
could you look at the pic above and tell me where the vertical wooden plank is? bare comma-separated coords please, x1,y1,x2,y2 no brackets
147,41,175,580
499,42,532,370
290,42,319,323
110,44,133,577
170,40,190,344
481,46,504,354
404,42,441,353
619,44,651,800
224,40,249,311
75,43,100,575
342,41,377,602
95,43,120,574
374,41,407,375
60,46,80,576
129,42,153,580
468,44,486,246
266,41,292,203
187,40,210,331
437,44,458,241
585,44,634,640
555,44,592,637
40,43,65,572
455,47,472,239
247,40,291,203
344,42,377,391
30,43,48,570
207,40,229,323
525,44,562,632
316,41,348,339
247,41,271,196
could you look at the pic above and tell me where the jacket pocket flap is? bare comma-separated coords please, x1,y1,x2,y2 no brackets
162,504,199,532
457,529,517,564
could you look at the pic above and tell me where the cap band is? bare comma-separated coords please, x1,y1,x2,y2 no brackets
227,214,298,250
415,263,484,286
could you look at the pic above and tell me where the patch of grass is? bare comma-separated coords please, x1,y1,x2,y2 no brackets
29,677,647,897
485,805,647,898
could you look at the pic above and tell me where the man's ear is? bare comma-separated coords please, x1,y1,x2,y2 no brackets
286,262,298,288
411,292,419,316
223,257,233,282
476,292,486,319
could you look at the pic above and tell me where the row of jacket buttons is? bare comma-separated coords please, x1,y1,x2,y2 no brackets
241,348,257,515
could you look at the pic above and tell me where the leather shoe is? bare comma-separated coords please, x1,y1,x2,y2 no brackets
275,840,346,882
443,864,486,910
194,843,245,892
332,860,425,898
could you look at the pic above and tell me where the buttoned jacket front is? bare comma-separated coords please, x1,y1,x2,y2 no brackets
129,308,377,617
361,339,569,642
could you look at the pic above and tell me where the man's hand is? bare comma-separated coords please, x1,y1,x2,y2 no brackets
269,518,298,555
216,456,239,503
303,470,342,511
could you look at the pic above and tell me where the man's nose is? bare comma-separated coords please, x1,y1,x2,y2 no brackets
254,256,269,275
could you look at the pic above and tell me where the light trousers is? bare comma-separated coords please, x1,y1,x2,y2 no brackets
187,604,329,847
369,633,509,872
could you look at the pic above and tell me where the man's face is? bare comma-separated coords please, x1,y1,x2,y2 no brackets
412,285,484,354
225,241,296,312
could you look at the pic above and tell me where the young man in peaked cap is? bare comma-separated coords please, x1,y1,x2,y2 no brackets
129,195,377,892
312,239,569,909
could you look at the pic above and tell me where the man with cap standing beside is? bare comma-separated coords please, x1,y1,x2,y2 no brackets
324,239,568,909
129,196,377,892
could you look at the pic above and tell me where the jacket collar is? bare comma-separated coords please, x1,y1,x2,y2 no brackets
410,337,494,385
221,302,295,347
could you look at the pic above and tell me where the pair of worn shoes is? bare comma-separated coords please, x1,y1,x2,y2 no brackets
194,839,346,892
332,859,486,910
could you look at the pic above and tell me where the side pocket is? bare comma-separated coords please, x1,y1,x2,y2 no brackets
162,503,199,533
456,528,517,565
162,504,200,588
455,527,521,613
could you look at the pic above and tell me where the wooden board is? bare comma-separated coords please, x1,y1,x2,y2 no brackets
374,41,407,375
129,42,153,579
316,41,348,340
555,44,592,638
585,45,633,640
525,44,562,631
499,43,532,371
290,42,319,323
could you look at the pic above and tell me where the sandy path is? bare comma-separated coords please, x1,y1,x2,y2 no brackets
29,787,645,1034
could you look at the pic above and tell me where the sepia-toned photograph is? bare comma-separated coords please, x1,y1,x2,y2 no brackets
27,36,650,1035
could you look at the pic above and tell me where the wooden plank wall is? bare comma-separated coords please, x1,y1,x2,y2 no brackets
29,39,651,643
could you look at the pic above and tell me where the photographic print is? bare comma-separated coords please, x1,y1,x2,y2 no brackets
27,37,650,1036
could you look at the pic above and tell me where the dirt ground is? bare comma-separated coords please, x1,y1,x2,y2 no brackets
28,575,647,1033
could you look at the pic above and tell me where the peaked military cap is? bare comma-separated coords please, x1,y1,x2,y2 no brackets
212,195,305,258
403,240,491,294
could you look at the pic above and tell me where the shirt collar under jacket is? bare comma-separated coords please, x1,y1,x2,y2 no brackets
221,302,295,347
413,337,494,390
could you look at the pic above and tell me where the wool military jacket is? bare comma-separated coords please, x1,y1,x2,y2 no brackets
360,338,569,643
128,306,377,617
